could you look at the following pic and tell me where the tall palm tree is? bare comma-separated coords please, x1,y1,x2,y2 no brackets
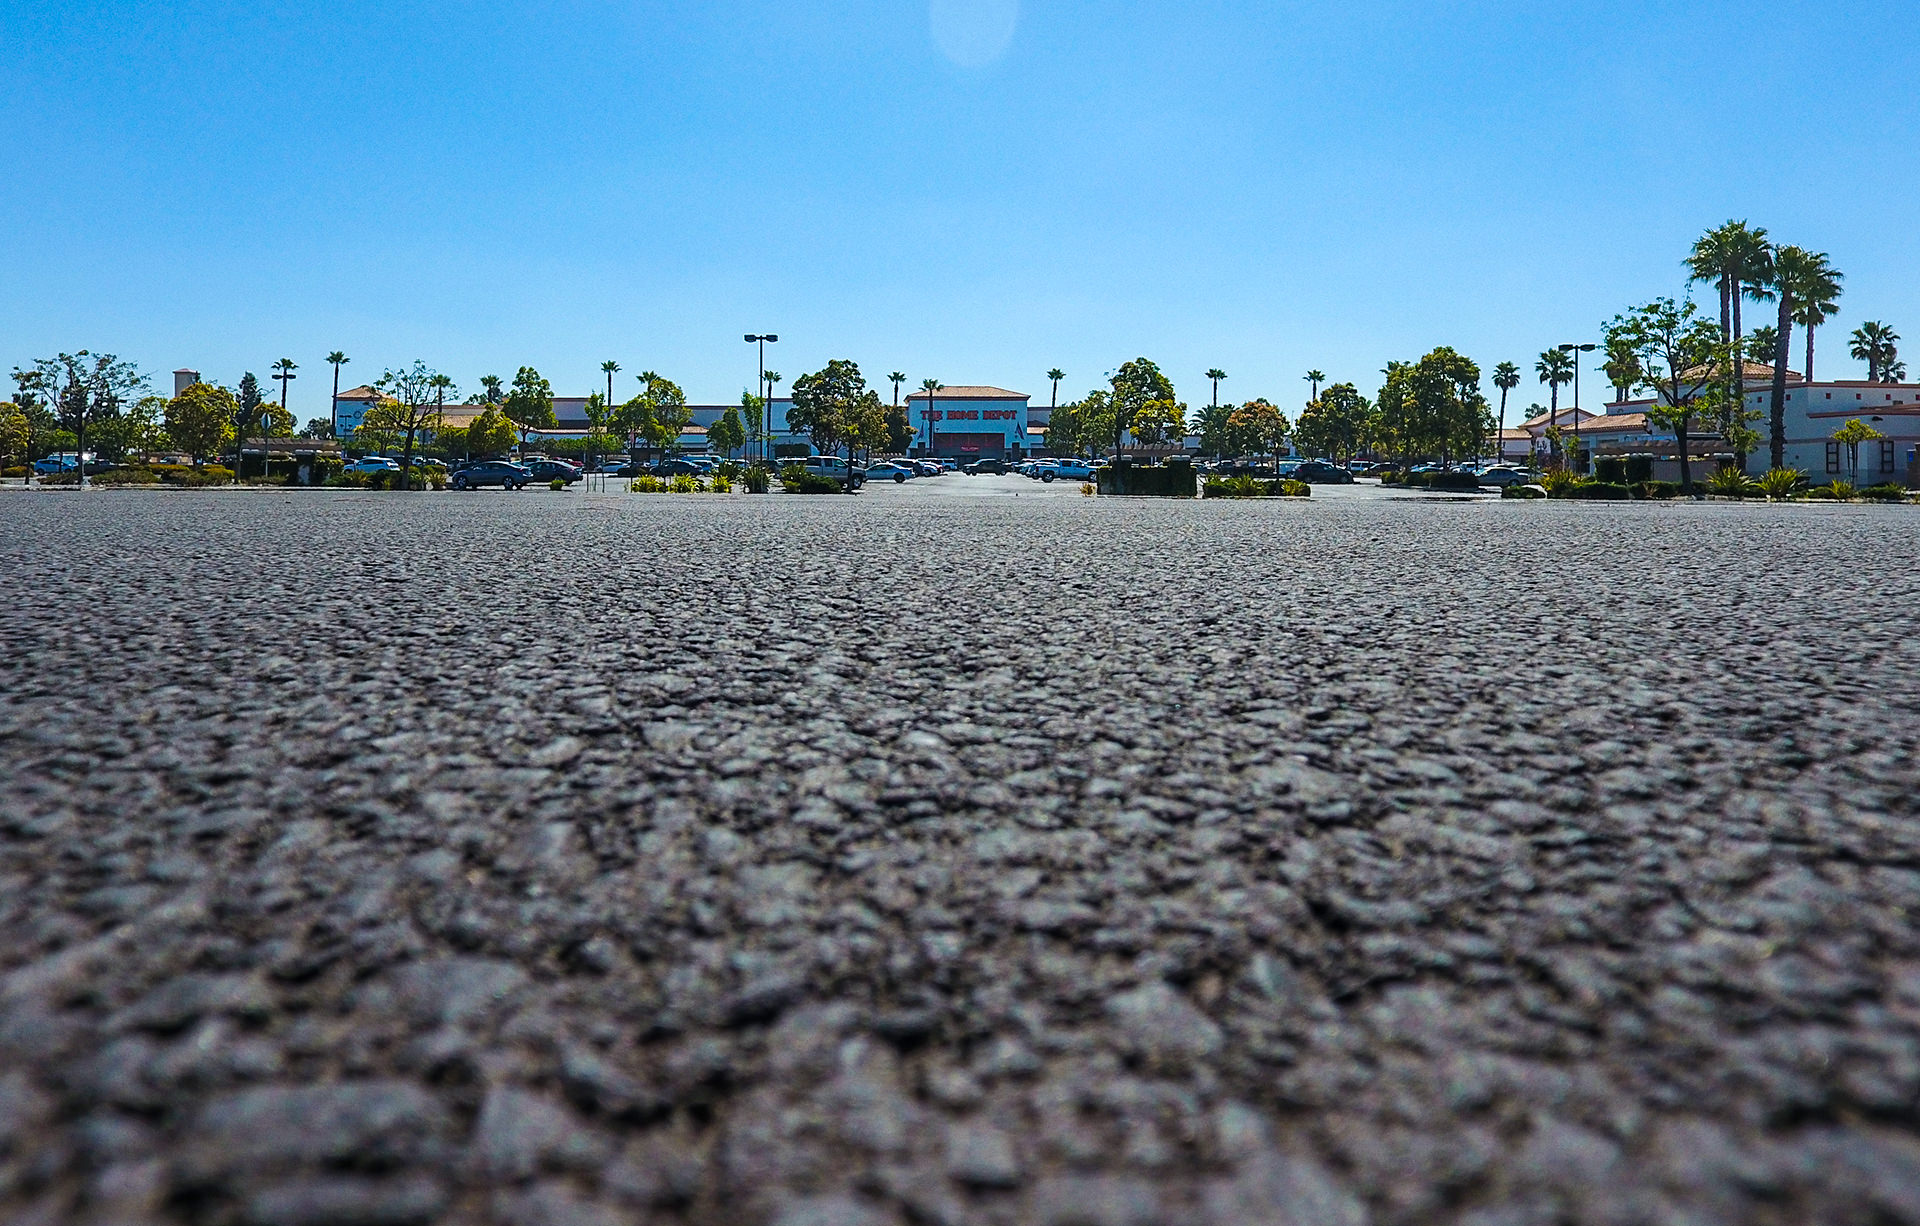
326,351,348,437
1046,368,1064,410
889,372,906,407
1686,225,1736,342
1536,350,1574,463
1791,254,1843,382
479,374,503,404
1850,321,1900,383
1766,244,1825,469
1303,369,1324,402
271,358,298,433
1492,361,1520,464
920,378,943,453
601,360,620,407
1206,369,1227,408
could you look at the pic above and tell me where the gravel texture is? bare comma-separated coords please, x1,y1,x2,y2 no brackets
4,486,1920,1225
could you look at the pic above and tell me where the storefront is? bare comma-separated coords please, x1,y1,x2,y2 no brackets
905,386,1030,459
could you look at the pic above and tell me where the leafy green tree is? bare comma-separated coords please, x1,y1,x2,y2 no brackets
300,417,334,439
883,401,913,453
366,361,449,487
1109,358,1174,455
1832,417,1885,478
615,384,656,460
1046,390,1108,457
0,402,28,475
166,382,238,465
1850,321,1900,383
791,359,884,487
504,366,555,449
467,404,518,457
1227,399,1289,463
1293,383,1371,460
23,352,147,476
740,390,766,457
1610,297,1723,492
644,373,691,456
1131,398,1186,448
709,403,746,457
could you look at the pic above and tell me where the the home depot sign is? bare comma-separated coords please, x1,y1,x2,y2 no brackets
927,409,1019,421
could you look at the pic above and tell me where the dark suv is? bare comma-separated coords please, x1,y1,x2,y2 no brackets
452,461,533,490
1293,460,1355,484
964,458,1008,475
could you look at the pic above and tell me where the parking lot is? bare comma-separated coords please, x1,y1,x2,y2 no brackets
3,490,1919,1224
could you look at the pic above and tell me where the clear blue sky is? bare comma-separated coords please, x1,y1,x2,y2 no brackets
5,0,1916,419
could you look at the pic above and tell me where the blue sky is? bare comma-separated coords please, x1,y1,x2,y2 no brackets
5,0,1917,419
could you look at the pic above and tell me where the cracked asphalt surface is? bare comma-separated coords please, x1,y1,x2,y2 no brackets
5,486,1920,1225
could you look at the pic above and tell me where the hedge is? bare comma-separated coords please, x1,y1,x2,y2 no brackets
1571,482,1633,500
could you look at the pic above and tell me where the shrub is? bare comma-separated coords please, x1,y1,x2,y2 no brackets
709,472,733,493
1827,480,1858,500
1374,469,1407,485
1571,481,1633,500
1080,482,1095,496
1428,471,1480,491
2,466,25,478
1271,479,1311,497
1593,456,1626,483
629,474,665,493
92,467,159,485
1623,454,1654,483
324,472,371,488
1540,469,1582,498
550,477,567,491
743,466,771,494
715,461,743,482
1705,467,1756,497
1635,480,1682,499
1860,483,1906,502
669,474,702,494
781,464,841,494
1756,468,1805,500
1501,483,1546,499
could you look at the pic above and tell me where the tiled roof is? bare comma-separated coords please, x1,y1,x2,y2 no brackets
904,386,1027,400
1520,407,1594,429
1578,413,1651,432
335,385,383,400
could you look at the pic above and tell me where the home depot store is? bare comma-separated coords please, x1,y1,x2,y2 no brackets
903,386,1029,459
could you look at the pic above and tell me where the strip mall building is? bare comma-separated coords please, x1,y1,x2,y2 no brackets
904,386,1032,460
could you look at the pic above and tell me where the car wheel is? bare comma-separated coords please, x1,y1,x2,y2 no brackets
1042,471,1055,483
894,472,906,483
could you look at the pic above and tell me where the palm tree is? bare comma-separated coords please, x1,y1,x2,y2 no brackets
479,375,503,404
1303,369,1324,402
920,378,943,453
1492,361,1520,464
1791,254,1844,382
326,351,348,437
1764,245,1827,469
1536,350,1573,465
271,358,298,437
1046,368,1064,411
1206,369,1227,408
889,372,906,407
1686,225,1736,341
601,360,620,408
1850,321,1900,383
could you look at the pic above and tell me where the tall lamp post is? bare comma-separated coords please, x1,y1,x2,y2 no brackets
1558,342,1596,472
745,334,777,464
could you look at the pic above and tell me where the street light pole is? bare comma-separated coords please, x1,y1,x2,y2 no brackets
1558,342,1596,473
745,334,778,464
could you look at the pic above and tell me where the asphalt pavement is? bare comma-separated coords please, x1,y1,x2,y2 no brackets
4,488,1920,1225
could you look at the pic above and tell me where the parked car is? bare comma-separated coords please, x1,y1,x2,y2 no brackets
908,460,942,477
865,461,917,484
1049,459,1095,481
525,459,582,484
344,456,401,475
654,458,707,477
799,455,867,488
1293,460,1356,484
1476,466,1531,487
451,460,533,490
32,456,79,475
964,458,1008,475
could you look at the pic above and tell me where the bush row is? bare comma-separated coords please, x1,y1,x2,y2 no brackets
1378,470,1481,491
1201,476,1311,499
